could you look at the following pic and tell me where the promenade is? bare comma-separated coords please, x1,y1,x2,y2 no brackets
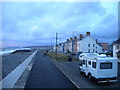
24,50,77,88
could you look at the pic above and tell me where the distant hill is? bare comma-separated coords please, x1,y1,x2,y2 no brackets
4,46,21,49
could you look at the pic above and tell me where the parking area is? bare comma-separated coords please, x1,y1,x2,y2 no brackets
51,59,120,88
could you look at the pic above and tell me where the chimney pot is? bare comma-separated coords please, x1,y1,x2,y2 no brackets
70,38,72,41
74,36,77,39
96,39,98,43
74,36,77,42
67,39,69,42
86,32,90,36
79,34,83,40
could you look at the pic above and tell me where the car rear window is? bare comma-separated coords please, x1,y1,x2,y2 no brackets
100,62,112,69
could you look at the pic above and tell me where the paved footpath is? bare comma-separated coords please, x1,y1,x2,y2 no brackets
24,50,77,88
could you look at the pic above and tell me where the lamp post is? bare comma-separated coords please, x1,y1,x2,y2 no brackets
56,33,58,60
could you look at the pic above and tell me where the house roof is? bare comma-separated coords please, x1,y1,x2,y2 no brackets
113,38,120,44
98,43,108,50
97,43,102,47
99,43,108,44
80,36,102,47
79,36,95,42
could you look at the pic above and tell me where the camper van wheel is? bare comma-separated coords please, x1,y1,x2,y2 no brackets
79,68,82,74
88,74,92,80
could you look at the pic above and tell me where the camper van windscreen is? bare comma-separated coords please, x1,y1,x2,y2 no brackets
100,62,112,69
87,53,98,57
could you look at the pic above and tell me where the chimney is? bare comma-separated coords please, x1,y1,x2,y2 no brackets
79,34,83,40
74,36,77,42
74,36,77,39
86,32,90,36
96,39,98,43
67,39,69,42
70,38,72,41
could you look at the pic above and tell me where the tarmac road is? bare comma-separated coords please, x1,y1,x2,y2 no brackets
24,50,77,88
55,61,120,88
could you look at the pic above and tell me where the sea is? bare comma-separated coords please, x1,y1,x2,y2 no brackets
0,47,31,56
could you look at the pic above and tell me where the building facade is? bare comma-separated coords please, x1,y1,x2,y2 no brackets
78,37,102,53
77,32,102,53
98,43,109,53
69,38,73,53
113,38,120,58
73,36,77,53
54,32,104,54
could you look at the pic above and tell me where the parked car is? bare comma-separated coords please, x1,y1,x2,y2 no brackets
71,53,76,55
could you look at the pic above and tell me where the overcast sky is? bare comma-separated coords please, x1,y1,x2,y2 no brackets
2,2,118,47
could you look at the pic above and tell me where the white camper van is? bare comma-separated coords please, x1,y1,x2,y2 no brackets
79,53,118,83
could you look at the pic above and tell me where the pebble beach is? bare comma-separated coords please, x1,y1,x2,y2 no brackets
2,50,35,79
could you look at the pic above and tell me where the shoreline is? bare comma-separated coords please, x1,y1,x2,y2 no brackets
2,50,35,79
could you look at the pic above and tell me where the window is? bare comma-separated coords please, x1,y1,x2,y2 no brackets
86,60,87,67
116,45,119,50
93,44,95,47
92,62,96,68
100,62,112,69
88,49,90,53
83,60,85,65
88,44,90,47
88,61,91,65
93,49,95,53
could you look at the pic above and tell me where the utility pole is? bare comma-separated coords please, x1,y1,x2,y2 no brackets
56,33,58,60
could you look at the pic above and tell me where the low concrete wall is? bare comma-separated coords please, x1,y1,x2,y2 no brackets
1,50,37,88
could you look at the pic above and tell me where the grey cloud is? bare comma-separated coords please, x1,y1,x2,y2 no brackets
2,2,118,47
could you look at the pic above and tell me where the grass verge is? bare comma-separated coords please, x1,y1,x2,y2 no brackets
47,52,79,62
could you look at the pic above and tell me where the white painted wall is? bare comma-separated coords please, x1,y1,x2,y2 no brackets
113,44,120,57
69,41,72,52
64,43,67,53
59,43,64,52
96,44,103,53
77,40,80,52
113,45,116,57
78,36,102,53
54,46,56,52
66,42,69,52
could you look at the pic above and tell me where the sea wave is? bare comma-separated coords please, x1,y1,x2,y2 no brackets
0,48,31,56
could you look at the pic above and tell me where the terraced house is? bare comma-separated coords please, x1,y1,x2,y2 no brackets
77,32,102,53
54,32,106,54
